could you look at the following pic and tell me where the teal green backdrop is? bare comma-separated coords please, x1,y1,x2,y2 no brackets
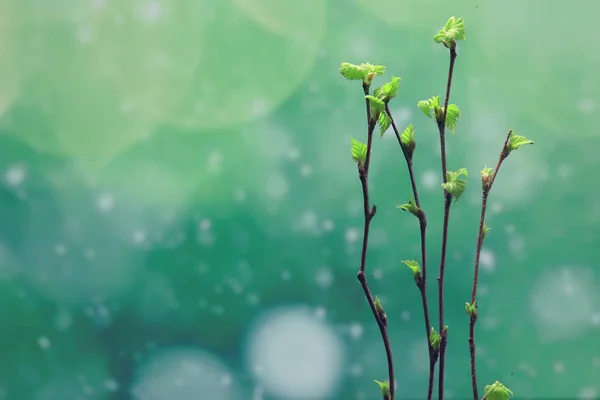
1,0,599,399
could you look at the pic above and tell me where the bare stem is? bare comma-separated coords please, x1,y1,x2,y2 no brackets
437,46,457,400
356,82,395,400
469,129,512,400
386,105,436,400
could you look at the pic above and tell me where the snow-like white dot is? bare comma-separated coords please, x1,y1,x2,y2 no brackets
372,269,383,280
5,165,26,186
281,270,291,281
54,244,67,255
133,230,146,244
245,307,344,399
131,347,236,399
345,228,360,243
578,99,595,114
77,26,94,44
37,336,51,349
553,360,565,373
479,249,495,272
97,194,115,212
322,219,334,232
421,170,438,189
315,268,333,288
199,219,211,231
252,99,268,117
207,152,222,174
401,310,411,322
300,164,312,177
265,174,288,200
580,386,598,400
530,267,598,342
142,2,163,22
348,322,364,340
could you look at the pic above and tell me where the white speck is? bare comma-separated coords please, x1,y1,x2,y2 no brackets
77,27,93,44
505,224,516,234
348,322,363,340
508,235,526,254
200,219,211,231
247,293,260,306
220,373,232,386
345,228,360,243
286,148,301,160
104,378,119,391
54,244,67,255
322,219,334,232
194,102,205,114
281,270,291,281
421,170,438,189
5,165,26,186
490,202,503,214
252,99,268,117
372,269,383,280
300,164,312,177
590,313,600,326
518,361,537,377
315,268,333,288
578,99,595,113
296,211,318,233
133,230,146,244
580,386,598,400
119,100,133,113
479,249,495,272
207,152,222,174
481,315,499,330
553,360,565,373
593,357,600,368
97,194,115,212
142,2,162,22
245,307,344,399
478,285,490,296
401,310,411,322
348,364,363,377
38,336,51,349
314,307,327,320
557,164,572,179
265,174,288,200
234,189,247,202
83,247,96,259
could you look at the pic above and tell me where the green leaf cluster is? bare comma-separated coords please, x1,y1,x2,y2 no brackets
441,168,468,202
417,96,461,133
401,260,422,286
401,124,415,156
429,327,441,350
434,16,466,47
465,301,477,317
483,381,514,400
339,62,385,84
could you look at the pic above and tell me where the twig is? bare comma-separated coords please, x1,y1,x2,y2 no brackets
469,129,512,400
437,45,458,400
356,82,395,400
386,105,436,400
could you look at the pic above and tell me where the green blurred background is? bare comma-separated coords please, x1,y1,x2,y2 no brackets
1,0,599,399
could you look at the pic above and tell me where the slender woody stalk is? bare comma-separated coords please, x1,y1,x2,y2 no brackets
386,105,436,400
469,129,513,400
437,45,458,400
356,82,395,400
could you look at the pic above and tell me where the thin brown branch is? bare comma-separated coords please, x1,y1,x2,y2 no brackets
468,129,512,400
356,83,395,400
386,105,436,400
437,45,457,400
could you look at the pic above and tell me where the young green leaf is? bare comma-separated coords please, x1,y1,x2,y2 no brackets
465,301,477,317
429,327,441,350
482,221,491,239
339,62,386,84
397,196,420,217
417,96,441,118
374,380,390,399
402,260,422,286
374,76,401,103
378,112,391,136
339,62,365,81
350,137,367,164
434,16,466,46
505,130,534,155
483,381,514,400
374,295,387,324
365,95,385,119
401,124,415,155
444,104,461,133
441,168,468,202
481,167,493,188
